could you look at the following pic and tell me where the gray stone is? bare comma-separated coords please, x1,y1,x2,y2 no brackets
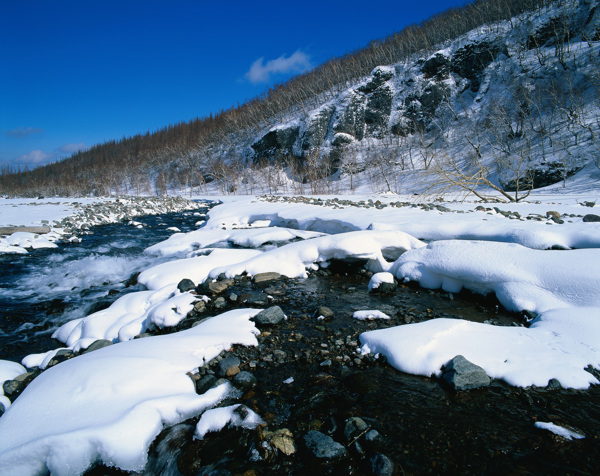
245,293,270,306
0,401,4,416
252,306,285,326
82,339,113,354
314,306,334,320
212,296,227,310
441,355,490,390
547,378,562,389
216,356,241,377
193,300,207,313
304,430,348,460
196,374,217,394
177,278,196,293
2,371,38,400
364,429,384,451
583,214,600,222
371,453,394,476
202,281,229,295
233,371,257,389
253,272,282,287
344,416,369,442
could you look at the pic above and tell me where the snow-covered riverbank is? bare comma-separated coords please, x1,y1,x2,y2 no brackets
0,196,205,254
1,191,600,474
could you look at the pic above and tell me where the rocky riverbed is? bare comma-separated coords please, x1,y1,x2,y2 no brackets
6,258,599,475
3,196,600,475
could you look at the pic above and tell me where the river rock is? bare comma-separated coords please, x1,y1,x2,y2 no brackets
193,300,207,313
177,278,196,293
233,371,257,389
314,306,334,320
3,371,39,400
212,296,227,310
217,356,241,377
344,416,369,442
245,293,270,306
583,214,600,222
253,272,282,287
441,355,490,390
252,306,285,326
371,453,394,476
196,374,218,394
82,339,113,354
304,430,348,460
264,428,296,455
200,281,229,295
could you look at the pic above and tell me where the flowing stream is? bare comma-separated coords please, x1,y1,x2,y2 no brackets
0,205,212,362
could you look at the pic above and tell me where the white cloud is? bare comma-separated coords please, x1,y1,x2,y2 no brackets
14,142,88,167
16,149,53,165
245,50,312,84
59,142,88,154
5,127,44,138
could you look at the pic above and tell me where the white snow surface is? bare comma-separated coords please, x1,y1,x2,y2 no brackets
534,422,585,440
368,272,395,291
353,310,391,321
0,308,261,475
194,404,264,439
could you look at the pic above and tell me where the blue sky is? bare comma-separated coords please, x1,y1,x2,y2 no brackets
0,0,469,169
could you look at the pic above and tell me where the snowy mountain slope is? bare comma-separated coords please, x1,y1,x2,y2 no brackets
211,0,600,198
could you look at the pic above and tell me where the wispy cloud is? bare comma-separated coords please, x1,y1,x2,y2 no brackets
245,50,312,84
59,142,88,154
5,126,44,138
15,142,89,167
16,149,53,165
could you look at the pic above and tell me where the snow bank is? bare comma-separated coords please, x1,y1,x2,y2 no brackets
360,315,600,389
145,226,324,257
49,285,200,354
138,248,262,290
390,240,600,313
205,230,425,279
362,240,600,389
0,308,261,475
205,197,600,250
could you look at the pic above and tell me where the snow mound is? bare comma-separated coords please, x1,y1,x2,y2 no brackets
205,230,425,279
0,308,261,475
353,310,391,320
145,226,324,257
194,404,264,439
390,240,600,313
360,314,600,389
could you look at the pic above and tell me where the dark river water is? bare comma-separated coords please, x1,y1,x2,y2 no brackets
0,204,212,362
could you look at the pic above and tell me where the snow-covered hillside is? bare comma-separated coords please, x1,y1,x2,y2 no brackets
198,0,600,199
